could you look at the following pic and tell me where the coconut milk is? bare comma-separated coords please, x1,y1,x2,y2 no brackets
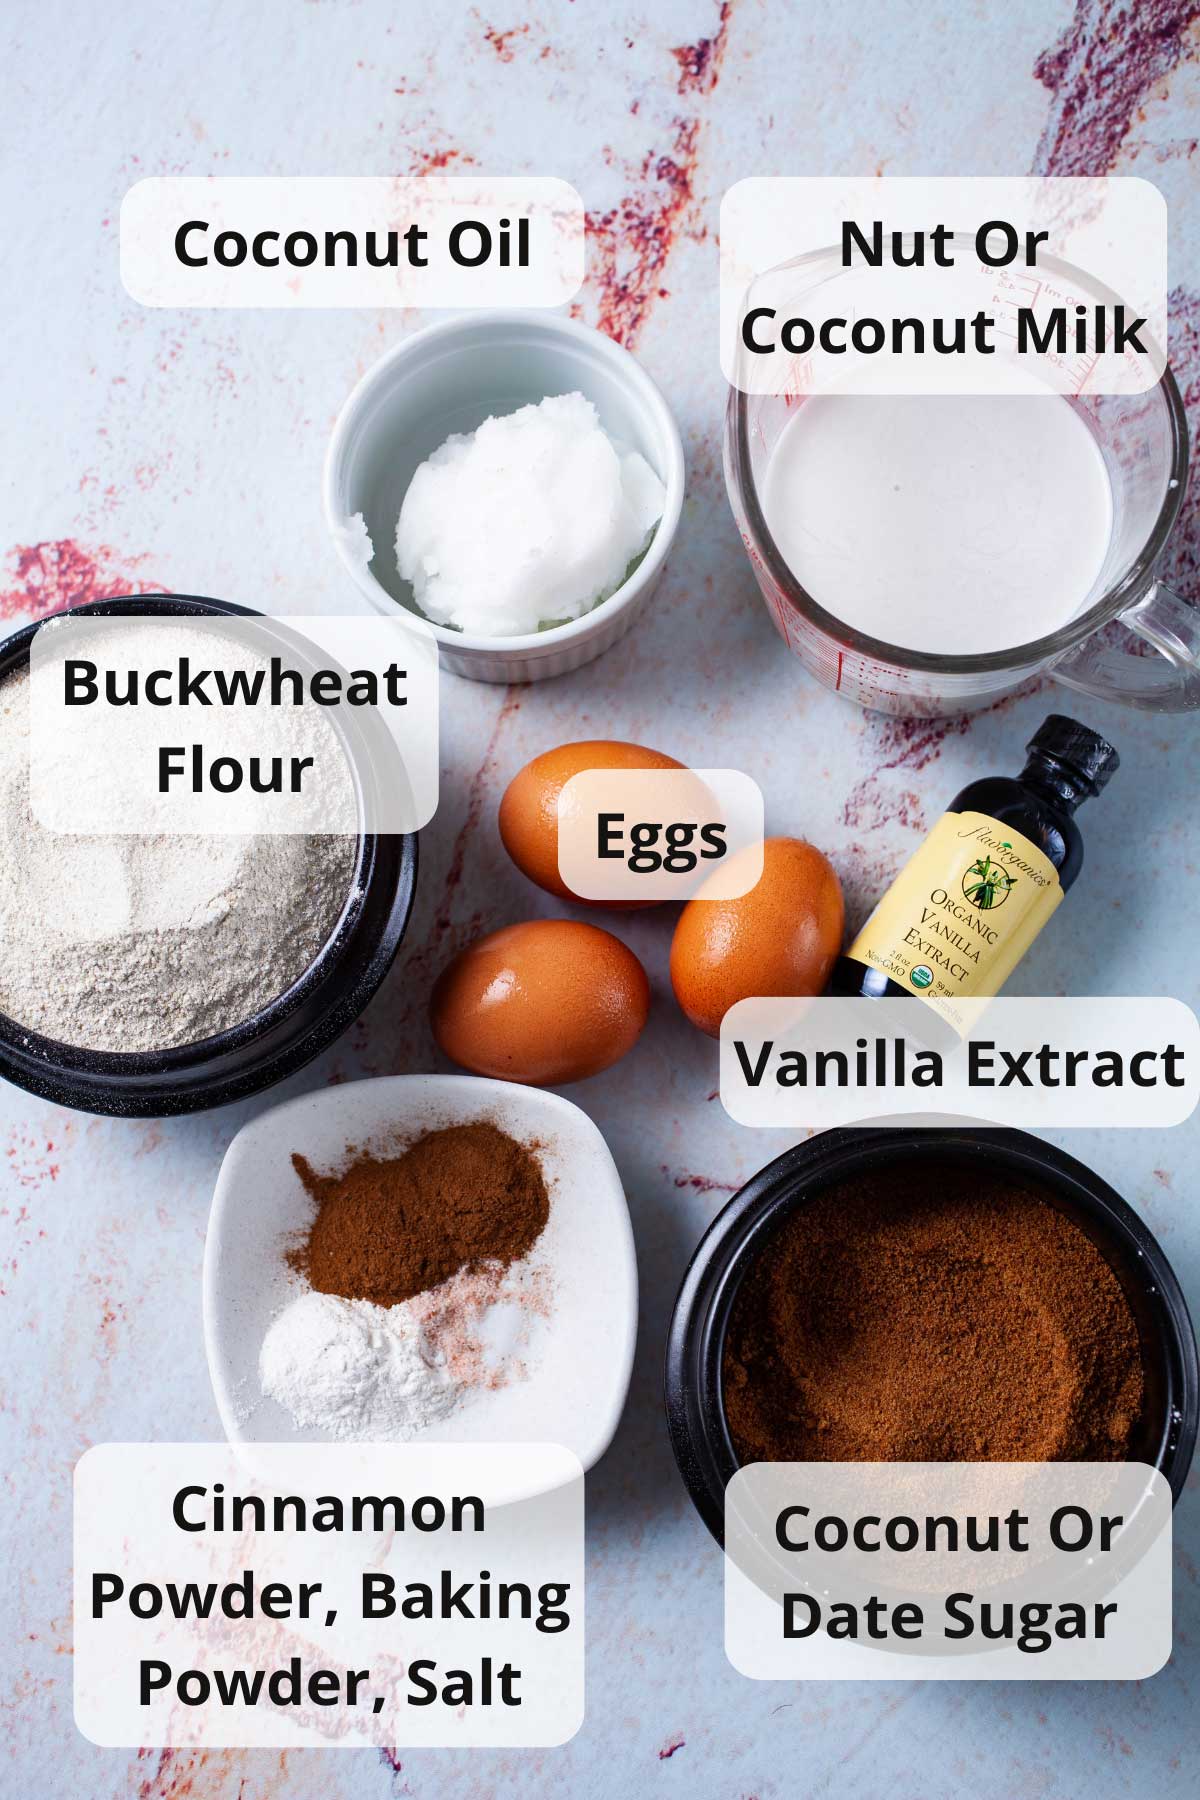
760,393,1113,656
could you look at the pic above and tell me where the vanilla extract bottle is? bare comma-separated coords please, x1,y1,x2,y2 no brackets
830,715,1119,1032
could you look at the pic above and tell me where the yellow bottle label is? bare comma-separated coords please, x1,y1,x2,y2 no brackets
846,810,1063,1031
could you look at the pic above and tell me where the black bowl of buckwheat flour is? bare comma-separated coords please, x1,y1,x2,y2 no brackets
0,596,417,1116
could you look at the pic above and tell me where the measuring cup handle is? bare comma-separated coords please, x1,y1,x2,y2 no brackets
1051,582,1200,712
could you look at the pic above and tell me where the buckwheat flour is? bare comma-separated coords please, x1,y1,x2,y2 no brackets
0,666,357,1052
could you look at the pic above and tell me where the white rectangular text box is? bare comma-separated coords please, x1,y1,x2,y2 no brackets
122,177,585,309
75,1443,584,1748
721,996,1199,1129
726,1462,1171,1680
30,611,438,835
721,177,1167,396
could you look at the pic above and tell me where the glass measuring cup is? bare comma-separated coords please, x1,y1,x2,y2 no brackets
724,248,1195,716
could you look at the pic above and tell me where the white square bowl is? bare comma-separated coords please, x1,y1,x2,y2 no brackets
203,1074,637,1471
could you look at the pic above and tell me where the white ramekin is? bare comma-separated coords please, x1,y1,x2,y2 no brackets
323,310,685,683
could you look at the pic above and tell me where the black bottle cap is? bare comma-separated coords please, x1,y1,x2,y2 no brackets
1026,714,1120,795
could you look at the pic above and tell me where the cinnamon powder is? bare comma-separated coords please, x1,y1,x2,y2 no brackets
291,1121,550,1307
723,1164,1144,1465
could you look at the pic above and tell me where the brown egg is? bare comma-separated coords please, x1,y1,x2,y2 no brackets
670,836,845,1037
430,919,650,1085
499,739,685,907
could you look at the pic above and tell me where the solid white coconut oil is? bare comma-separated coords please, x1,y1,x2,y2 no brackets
760,392,1114,656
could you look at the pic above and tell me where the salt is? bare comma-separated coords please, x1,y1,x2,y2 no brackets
257,1261,552,1440
258,1290,462,1440
394,391,665,636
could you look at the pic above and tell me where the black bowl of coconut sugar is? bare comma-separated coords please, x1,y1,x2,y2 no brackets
666,1126,1199,1546
0,596,417,1116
